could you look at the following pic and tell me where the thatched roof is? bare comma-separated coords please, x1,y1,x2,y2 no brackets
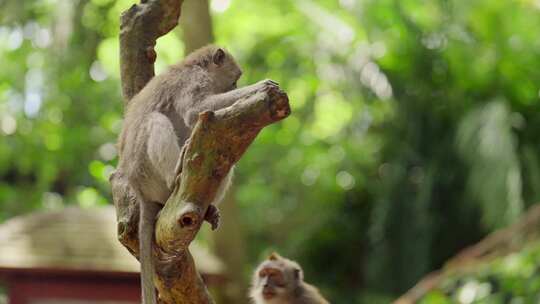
0,206,224,275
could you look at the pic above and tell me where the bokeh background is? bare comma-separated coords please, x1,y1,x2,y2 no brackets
1,0,540,303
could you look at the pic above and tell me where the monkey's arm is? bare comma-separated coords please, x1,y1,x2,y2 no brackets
184,79,279,127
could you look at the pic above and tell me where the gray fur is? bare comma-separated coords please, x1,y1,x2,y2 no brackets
114,45,277,304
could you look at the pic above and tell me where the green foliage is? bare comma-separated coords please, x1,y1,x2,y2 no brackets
421,242,540,303
0,0,121,221
2,0,540,303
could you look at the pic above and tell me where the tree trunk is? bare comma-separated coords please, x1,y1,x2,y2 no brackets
114,1,291,302
179,0,214,54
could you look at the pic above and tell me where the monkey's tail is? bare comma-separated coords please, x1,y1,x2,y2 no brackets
140,200,161,304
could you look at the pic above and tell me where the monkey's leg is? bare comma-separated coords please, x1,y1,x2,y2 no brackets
147,113,223,229
204,205,220,230
140,200,161,304
146,112,181,190
204,166,234,230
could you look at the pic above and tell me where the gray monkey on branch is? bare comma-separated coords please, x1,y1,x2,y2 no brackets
250,253,330,304
112,45,279,304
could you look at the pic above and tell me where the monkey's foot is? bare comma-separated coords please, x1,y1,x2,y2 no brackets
205,205,220,230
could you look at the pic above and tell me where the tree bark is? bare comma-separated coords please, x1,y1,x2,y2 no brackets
116,1,291,303
154,88,289,303
119,0,183,104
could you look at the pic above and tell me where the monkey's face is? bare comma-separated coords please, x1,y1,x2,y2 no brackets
208,48,243,94
257,266,287,300
252,254,303,302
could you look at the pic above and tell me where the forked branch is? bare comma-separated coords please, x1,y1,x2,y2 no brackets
154,87,289,303
116,1,291,303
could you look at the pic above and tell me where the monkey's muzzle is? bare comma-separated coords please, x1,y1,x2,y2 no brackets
262,287,277,300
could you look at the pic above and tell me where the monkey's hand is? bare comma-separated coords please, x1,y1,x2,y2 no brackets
204,205,221,230
253,79,279,92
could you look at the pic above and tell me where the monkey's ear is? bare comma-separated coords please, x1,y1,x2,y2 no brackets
268,252,280,261
213,48,226,65
293,268,303,281
293,269,300,279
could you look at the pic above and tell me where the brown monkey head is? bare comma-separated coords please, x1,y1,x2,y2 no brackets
182,45,242,94
208,47,242,93
250,252,304,303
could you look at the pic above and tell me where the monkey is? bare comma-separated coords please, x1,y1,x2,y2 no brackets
250,252,330,304
112,45,279,304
